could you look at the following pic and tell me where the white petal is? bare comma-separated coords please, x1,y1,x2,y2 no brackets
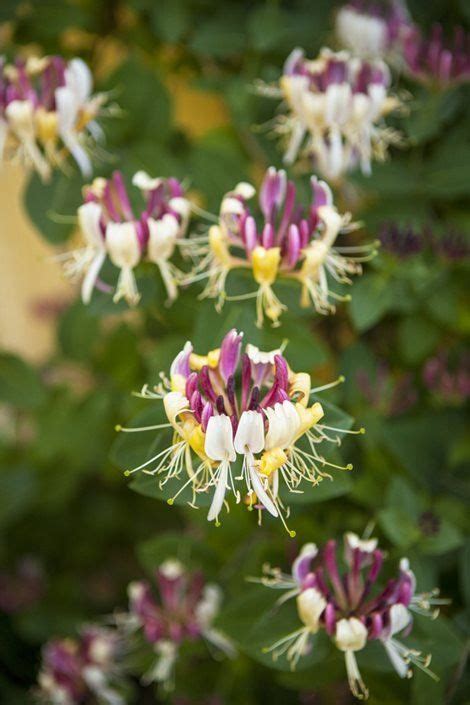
106,222,140,269
5,100,35,135
207,460,228,521
81,251,106,304
345,532,378,554
132,171,162,191
248,463,278,517
383,640,409,678
388,604,411,636
147,214,179,262
233,181,255,199
78,202,104,248
168,196,191,232
318,205,343,249
297,587,326,631
335,617,368,652
55,86,78,134
204,415,236,462
69,141,92,178
163,391,189,427
234,411,265,454
266,400,301,450
245,344,280,365
65,58,92,104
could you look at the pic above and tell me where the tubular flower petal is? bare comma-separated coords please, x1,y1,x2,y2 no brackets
0,55,108,180
119,330,361,534
261,47,401,179
257,533,447,700
59,170,193,306
192,167,375,325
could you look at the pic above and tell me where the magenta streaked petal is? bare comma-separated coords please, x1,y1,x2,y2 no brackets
201,401,213,432
219,329,243,383
286,224,301,268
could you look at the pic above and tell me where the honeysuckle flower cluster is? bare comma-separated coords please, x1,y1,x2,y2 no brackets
335,0,411,59
37,627,124,705
0,55,106,181
266,47,400,179
0,556,44,614
193,167,375,326
423,351,470,404
257,532,446,700
379,221,470,260
403,24,470,88
121,559,234,691
120,330,362,534
60,170,191,306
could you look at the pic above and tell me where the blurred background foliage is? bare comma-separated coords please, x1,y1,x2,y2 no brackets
0,0,469,703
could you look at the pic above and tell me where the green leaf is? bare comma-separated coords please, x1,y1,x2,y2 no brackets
0,354,46,409
137,532,216,575
420,519,463,555
378,507,421,548
349,273,394,332
104,57,172,145
189,10,247,58
218,584,330,670
151,0,190,42
23,171,83,244
58,302,100,361
397,316,440,364
386,477,423,520
0,465,38,528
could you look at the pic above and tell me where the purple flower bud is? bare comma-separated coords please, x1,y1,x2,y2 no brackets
219,329,243,383
244,216,258,254
201,402,213,432
259,167,287,221
286,224,301,268
262,223,275,249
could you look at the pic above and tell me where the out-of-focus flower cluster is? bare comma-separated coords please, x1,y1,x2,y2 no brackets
403,24,470,89
257,532,446,700
379,222,470,261
36,560,233,701
120,559,234,691
121,330,362,534
37,626,124,705
0,556,45,614
194,167,375,326
335,0,412,59
335,2,470,90
264,48,400,179
60,170,192,306
356,364,418,417
423,351,470,405
0,55,106,180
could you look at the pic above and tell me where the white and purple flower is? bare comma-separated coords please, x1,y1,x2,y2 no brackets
120,330,362,534
263,48,400,179
403,24,470,88
37,626,124,705
0,55,106,180
122,559,234,691
335,0,412,59
192,167,375,326
60,170,191,306
258,533,447,700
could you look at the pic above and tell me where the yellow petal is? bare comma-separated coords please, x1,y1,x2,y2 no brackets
252,246,281,286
